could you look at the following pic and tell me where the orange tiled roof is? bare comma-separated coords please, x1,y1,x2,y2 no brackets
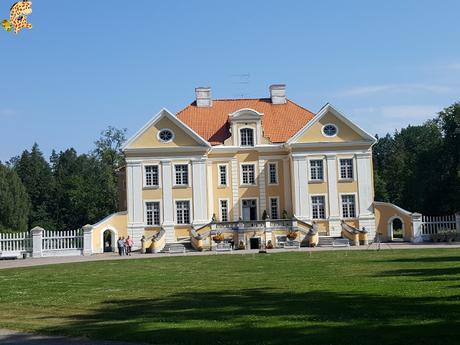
176,98,315,145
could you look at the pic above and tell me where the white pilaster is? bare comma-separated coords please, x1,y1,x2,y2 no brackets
161,161,175,243
192,158,208,226
258,159,267,218
126,161,144,248
356,153,376,240
231,158,239,221
206,161,214,220
283,158,291,217
291,156,309,220
326,155,341,236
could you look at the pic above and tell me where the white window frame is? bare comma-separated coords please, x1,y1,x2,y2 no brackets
269,196,280,220
267,162,279,185
339,157,355,181
173,163,190,187
239,127,255,147
157,128,175,143
240,197,259,221
308,158,325,183
217,163,228,187
310,194,327,220
219,198,230,222
340,193,358,219
321,123,339,138
144,200,162,226
143,164,161,188
174,199,192,225
240,163,257,186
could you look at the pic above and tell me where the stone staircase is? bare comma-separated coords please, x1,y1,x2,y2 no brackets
317,236,335,247
160,242,194,254
318,236,350,247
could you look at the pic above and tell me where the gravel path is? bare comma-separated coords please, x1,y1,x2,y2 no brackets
1,242,459,270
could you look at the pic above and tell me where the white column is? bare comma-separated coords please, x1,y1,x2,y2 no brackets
161,161,175,243
356,153,376,240
192,158,208,226
456,213,460,236
231,158,239,221
82,224,93,256
126,160,144,249
258,159,267,219
206,161,214,220
326,155,341,236
291,156,309,220
30,226,44,258
283,158,291,217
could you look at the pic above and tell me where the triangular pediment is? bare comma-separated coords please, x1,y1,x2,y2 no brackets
122,109,210,150
287,104,376,145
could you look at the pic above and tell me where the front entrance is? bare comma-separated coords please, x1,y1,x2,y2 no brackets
242,199,257,221
103,229,116,252
250,237,260,249
391,218,404,241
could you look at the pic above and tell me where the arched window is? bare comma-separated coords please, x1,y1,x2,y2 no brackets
240,128,254,147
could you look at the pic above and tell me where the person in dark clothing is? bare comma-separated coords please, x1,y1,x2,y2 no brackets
117,237,125,256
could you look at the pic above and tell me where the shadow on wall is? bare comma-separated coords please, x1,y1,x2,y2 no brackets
35,288,460,345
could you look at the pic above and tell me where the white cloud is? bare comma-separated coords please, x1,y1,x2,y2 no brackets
351,105,442,135
338,83,452,97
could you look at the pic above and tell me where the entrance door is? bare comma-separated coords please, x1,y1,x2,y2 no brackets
250,237,260,249
242,199,257,221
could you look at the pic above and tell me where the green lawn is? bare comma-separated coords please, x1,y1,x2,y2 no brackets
1,249,460,345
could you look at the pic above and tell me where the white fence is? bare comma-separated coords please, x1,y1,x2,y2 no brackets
420,215,458,236
0,232,31,255
0,226,89,258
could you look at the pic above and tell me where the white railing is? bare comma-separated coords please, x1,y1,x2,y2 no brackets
0,231,31,254
421,215,457,235
42,229,83,251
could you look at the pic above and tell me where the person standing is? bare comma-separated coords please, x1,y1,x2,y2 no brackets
117,237,125,256
125,236,133,256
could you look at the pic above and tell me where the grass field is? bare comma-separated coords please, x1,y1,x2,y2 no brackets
0,249,460,344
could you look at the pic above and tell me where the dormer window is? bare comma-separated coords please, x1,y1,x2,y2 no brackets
240,128,254,147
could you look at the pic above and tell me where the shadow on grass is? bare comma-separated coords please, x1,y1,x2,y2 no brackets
37,289,460,345
376,256,460,264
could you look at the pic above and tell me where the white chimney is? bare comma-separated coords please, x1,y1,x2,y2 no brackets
269,84,287,104
195,87,212,107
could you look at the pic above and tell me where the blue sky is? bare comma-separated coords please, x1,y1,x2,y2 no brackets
1,0,459,161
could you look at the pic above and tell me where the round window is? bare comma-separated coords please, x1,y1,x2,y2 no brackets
158,129,174,143
322,124,338,137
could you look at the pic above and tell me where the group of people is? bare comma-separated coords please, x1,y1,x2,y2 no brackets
117,236,133,256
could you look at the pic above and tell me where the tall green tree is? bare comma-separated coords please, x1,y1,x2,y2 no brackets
0,163,30,232
12,143,55,229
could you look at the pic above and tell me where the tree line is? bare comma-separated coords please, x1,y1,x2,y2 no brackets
0,103,459,233
0,127,126,232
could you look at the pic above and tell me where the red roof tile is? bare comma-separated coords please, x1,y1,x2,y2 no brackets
176,98,315,145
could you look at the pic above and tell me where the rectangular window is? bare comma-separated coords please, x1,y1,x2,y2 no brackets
176,201,190,224
340,159,354,179
268,163,278,184
311,196,326,219
145,165,159,187
341,195,356,218
240,128,254,146
241,164,255,185
145,202,160,226
310,160,324,181
218,165,227,186
175,164,189,186
220,200,228,222
270,198,279,219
